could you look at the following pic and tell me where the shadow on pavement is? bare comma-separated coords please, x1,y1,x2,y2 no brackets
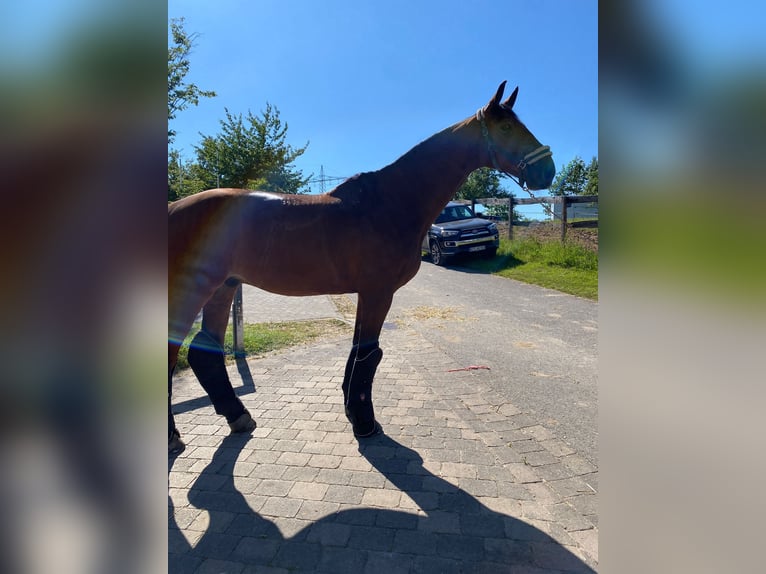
169,433,595,573
235,356,254,390
169,365,255,417
421,254,520,276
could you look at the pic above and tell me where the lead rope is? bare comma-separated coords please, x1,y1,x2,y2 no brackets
476,108,558,220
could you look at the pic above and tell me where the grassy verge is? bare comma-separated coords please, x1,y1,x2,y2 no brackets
461,237,599,299
175,318,351,370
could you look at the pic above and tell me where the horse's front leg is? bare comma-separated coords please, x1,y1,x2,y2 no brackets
188,281,256,434
342,291,393,438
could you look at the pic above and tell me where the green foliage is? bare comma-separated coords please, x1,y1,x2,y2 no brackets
168,17,216,144
167,18,307,197
168,149,209,201
550,156,586,195
194,105,309,190
175,319,350,370
485,202,510,220
585,157,598,195
168,149,183,201
455,168,520,221
250,163,312,195
455,168,507,201
510,238,598,271
550,156,598,196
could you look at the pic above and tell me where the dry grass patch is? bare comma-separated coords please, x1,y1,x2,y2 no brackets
396,305,472,328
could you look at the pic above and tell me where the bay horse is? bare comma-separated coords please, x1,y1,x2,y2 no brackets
169,81,555,452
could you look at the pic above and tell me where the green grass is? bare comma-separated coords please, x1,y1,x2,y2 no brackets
462,238,599,299
175,318,351,370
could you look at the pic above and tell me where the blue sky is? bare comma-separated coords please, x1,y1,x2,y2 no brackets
168,0,597,218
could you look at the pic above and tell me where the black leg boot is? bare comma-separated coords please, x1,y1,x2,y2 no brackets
187,330,256,433
341,343,383,438
169,364,185,454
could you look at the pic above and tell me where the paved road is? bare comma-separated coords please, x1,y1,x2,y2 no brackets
388,261,598,469
170,268,600,572
240,285,341,323
241,261,598,471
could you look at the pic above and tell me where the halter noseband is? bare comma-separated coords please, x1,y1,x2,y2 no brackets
476,107,552,191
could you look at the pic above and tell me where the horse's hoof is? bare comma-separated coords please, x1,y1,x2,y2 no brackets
354,420,383,439
168,432,186,455
229,411,257,434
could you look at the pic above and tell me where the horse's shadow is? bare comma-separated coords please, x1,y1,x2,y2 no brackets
169,433,595,573
170,357,255,417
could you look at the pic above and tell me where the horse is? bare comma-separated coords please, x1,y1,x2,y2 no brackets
168,81,555,452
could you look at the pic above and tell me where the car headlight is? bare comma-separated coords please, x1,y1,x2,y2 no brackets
440,230,460,237
488,223,498,233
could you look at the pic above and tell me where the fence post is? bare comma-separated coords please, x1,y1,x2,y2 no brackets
232,284,244,358
508,196,513,239
560,196,568,242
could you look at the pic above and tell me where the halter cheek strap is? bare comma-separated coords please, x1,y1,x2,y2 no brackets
476,107,552,191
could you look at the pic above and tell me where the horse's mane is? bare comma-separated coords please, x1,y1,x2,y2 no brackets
327,171,379,204
326,118,471,204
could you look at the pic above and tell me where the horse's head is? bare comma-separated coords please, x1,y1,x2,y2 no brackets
476,81,555,191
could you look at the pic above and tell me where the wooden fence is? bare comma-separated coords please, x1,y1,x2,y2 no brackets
472,195,598,242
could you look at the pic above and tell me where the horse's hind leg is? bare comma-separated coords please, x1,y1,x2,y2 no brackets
188,280,256,434
342,291,393,438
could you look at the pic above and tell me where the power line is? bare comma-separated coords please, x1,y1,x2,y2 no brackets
307,165,347,194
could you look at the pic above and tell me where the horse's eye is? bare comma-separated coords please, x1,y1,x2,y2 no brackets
500,123,512,132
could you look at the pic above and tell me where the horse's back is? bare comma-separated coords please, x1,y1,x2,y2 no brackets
169,188,254,214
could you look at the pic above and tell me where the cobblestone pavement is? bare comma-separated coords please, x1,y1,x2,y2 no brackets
239,285,342,323
170,293,598,573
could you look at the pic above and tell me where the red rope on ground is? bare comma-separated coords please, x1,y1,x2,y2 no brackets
446,365,491,372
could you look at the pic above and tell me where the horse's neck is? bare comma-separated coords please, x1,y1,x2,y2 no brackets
379,117,485,225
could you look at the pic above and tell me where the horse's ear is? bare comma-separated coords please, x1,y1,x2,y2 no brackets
488,81,507,109
502,86,519,109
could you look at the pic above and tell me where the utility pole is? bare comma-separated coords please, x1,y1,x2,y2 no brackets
232,284,244,357
309,166,346,194
319,165,326,194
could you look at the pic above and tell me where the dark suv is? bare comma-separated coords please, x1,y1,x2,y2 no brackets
422,201,500,265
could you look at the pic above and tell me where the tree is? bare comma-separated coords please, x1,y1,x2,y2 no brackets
168,150,208,201
168,17,216,144
454,168,519,220
550,156,598,195
251,164,312,195
168,149,183,201
194,105,309,190
584,156,598,195
454,168,506,201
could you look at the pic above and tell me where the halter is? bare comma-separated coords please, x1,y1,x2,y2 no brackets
476,107,552,191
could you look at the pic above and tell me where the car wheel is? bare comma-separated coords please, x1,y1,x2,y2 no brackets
430,241,447,266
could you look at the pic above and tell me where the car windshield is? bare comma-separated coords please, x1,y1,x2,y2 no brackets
435,205,474,223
